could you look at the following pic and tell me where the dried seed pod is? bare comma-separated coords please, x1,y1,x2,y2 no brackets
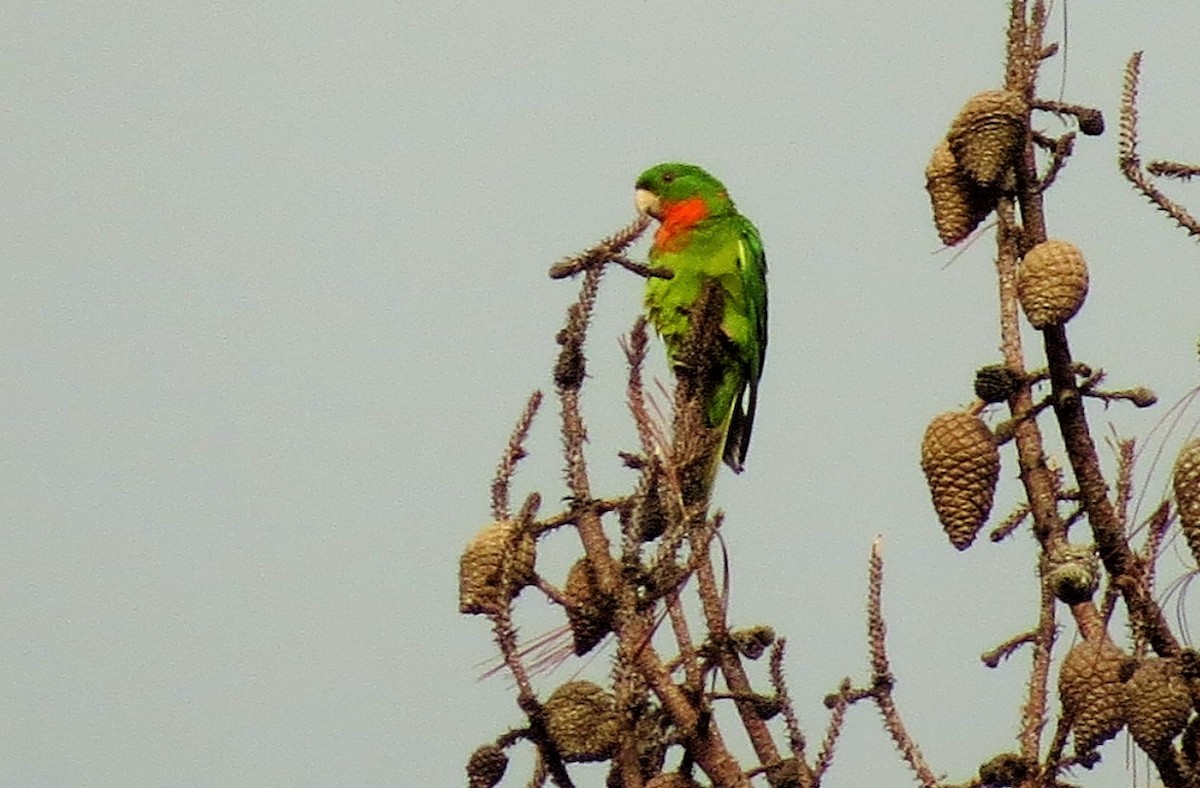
947,89,1027,187
1041,543,1100,605
1016,239,1089,329
634,462,670,542
554,305,587,390
1059,638,1129,754
543,680,621,762
920,411,1000,550
1125,658,1192,755
731,625,776,660
565,557,617,656
974,364,1023,404
978,752,1031,786
1078,108,1105,136
925,139,997,245
459,520,536,615
466,744,508,788
1173,437,1200,567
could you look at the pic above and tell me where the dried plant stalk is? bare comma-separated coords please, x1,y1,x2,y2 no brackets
491,391,543,521
1118,51,1200,239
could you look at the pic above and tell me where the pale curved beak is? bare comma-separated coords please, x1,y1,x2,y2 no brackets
634,188,661,218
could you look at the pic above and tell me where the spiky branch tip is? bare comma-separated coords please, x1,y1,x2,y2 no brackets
547,215,653,279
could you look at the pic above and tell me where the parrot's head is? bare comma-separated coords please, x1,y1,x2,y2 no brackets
634,162,734,221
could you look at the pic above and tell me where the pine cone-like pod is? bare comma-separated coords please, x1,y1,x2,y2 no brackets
1078,108,1105,137
1126,658,1192,755
947,89,1027,187
466,744,508,788
731,625,776,660
565,556,617,656
973,364,1023,404
1041,543,1100,605
925,139,997,246
1059,637,1129,755
1016,239,1089,329
458,519,536,615
1173,436,1200,568
920,411,1000,550
543,680,621,762
978,752,1031,786
634,462,670,542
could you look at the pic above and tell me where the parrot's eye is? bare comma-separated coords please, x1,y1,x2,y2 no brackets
661,171,676,184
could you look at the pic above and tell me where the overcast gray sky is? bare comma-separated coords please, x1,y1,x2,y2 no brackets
4,3,1200,786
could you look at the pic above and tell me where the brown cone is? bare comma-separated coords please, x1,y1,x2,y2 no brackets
1016,239,1089,329
1126,658,1193,756
978,752,1031,786
920,411,1000,550
925,139,996,246
973,363,1023,404
947,89,1027,187
565,556,617,656
1059,638,1129,754
458,520,536,615
466,744,508,788
543,680,621,763
1173,436,1200,568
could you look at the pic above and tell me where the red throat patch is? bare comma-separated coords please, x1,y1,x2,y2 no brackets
654,197,710,251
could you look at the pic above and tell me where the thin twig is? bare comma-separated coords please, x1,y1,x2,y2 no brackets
491,391,543,521
609,254,674,281
990,502,1032,543
981,630,1037,668
692,514,786,774
1147,160,1200,180
769,638,811,768
1033,131,1075,194
547,215,652,279
1080,383,1157,408
1118,52,1200,239
622,317,665,462
494,609,576,788
1021,577,1056,760
865,539,938,786
814,678,852,783
1030,98,1104,136
529,496,628,537
1112,435,1136,534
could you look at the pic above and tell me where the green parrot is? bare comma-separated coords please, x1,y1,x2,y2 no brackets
634,162,768,474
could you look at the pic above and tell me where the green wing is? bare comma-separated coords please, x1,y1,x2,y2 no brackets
723,215,768,472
